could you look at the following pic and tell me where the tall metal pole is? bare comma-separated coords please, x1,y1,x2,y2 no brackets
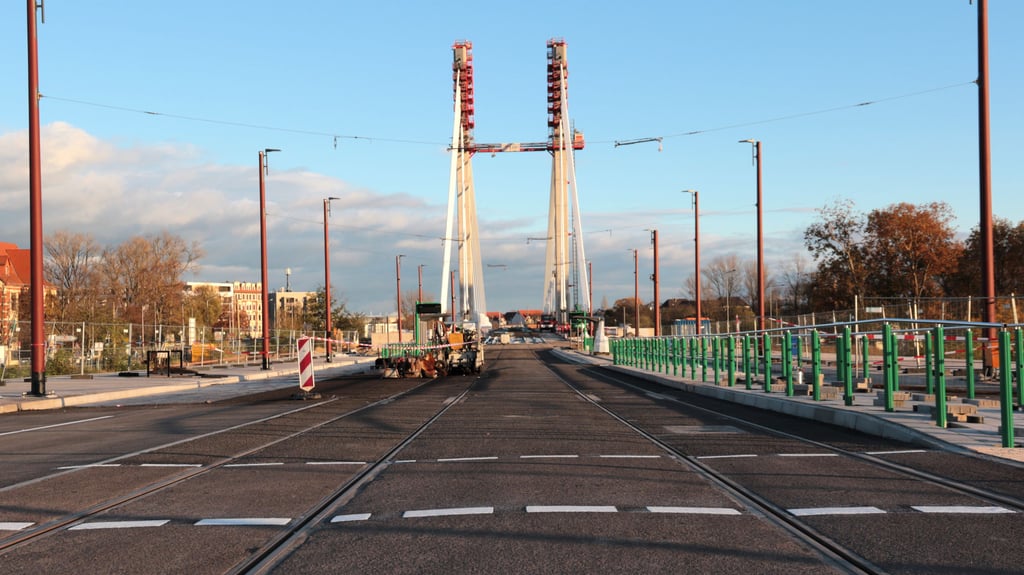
740,139,765,332
396,255,404,343
684,190,702,336
450,269,457,326
27,0,46,396
977,0,996,347
587,260,593,316
417,264,424,304
633,249,639,336
323,197,339,362
651,230,660,336
258,148,279,370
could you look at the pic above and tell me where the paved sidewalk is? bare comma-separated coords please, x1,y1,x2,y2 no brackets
0,355,378,412
555,349,1024,465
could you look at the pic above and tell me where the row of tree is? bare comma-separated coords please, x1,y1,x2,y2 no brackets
39,231,366,339
602,199,1024,329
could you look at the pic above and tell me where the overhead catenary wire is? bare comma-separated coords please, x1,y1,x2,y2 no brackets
39,79,975,151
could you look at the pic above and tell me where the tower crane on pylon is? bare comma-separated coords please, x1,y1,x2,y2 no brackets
441,39,591,328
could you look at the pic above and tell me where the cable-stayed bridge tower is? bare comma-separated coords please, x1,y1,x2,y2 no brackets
441,39,590,328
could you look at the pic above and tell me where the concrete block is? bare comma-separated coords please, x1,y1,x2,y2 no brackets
962,398,1001,408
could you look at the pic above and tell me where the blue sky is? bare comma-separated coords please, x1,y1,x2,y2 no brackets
1,1,1021,315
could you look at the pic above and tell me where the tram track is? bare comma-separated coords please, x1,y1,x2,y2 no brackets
0,373,469,557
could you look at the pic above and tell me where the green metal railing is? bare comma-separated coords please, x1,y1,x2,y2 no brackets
609,319,1021,449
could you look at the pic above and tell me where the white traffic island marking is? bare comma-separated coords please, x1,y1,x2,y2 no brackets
911,506,1014,514
0,522,34,531
195,518,291,526
646,507,742,515
526,505,618,513
70,520,170,530
403,507,495,518
788,507,886,517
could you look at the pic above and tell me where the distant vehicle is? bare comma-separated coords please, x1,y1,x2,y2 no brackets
539,315,556,331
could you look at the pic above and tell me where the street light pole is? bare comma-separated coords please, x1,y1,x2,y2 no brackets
632,248,639,336
396,254,405,343
683,190,702,335
651,229,660,336
27,0,46,396
323,196,340,362
417,264,425,304
740,139,765,333
258,148,280,370
976,0,997,348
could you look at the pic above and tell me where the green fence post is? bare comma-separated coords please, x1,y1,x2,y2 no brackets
841,326,853,406
727,336,736,387
701,337,708,382
743,334,752,390
965,329,975,399
712,337,720,384
783,330,794,396
925,332,934,396
763,333,772,392
883,324,895,412
861,334,870,380
934,325,947,428
1015,328,1023,408
812,330,822,401
690,337,697,379
664,338,672,375
998,330,1015,448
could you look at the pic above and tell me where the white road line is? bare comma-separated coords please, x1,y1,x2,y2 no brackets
598,455,661,459
223,462,285,468
403,507,494,518
393,459,417,464
911,506,1014,514
696,454,758,460
865,449,928,455
526,505,618,513
139,463,203,468
70,520,170,530
306,461,367,466
778,453,839,457
0,415,115,437
520,454,579,459
646,506,742,516
330,513,372,523
56,464,122,470
788,507,886,517
195,518,292,526
0,522,34,531
436,456,499,462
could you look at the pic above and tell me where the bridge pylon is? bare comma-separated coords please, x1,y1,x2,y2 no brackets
441,39,590,329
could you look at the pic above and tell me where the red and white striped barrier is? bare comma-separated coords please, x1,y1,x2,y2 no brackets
297,336,315,392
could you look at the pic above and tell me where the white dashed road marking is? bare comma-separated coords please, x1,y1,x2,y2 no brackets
526,505,618,513
778,453,839,458
437,456,499,462
331,513,372,523
70,520,170,530
520,454,579,459
195,518,291,526
598,455,661,459
911,506,1014,514
140,463,203,468
696,454,758,460
56,464,122,470
0,522,34,531
865,450,929,456
646,506,742,515
403,507,494,518
788,507,886,517
306,461,367,466
224,462,285,468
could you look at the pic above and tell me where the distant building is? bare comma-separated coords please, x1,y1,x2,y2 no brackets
269,290,317,332
0,242,56,364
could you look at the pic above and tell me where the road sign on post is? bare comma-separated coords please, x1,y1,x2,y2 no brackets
297,336,315,392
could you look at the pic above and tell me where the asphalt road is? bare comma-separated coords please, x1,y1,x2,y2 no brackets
0,345,1021,574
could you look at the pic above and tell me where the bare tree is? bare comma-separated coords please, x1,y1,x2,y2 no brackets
44,231,101,322
101,232,203,325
